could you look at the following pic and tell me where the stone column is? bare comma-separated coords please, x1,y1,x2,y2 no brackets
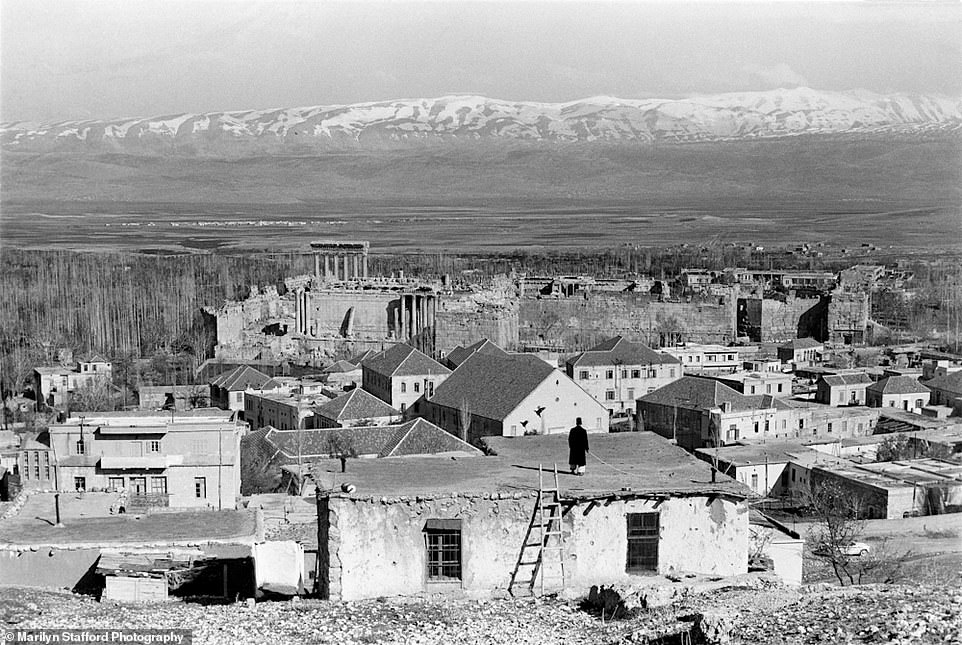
399,295,406,339
352,254,359,280
314,253,321,281
324,255,331,280
363,251,369,279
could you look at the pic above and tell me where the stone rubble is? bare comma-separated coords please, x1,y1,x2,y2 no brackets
1,583,959,645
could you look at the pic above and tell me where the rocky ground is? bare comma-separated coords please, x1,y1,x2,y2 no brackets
2,581,960,645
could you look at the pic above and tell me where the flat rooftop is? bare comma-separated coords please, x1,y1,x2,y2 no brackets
0,493,255,548
695,442,824,467
313,432,751,501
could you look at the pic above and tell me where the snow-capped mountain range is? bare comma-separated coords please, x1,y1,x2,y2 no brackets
3,87,960,153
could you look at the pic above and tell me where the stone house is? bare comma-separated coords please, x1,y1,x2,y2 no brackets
776,338,823,367
565,336,682,417
313,433,751,601
866,376,930,412
923,371,962,411
33,355,114,411
415,351,609,443
243,390,332,431
662,345,740,374
361,344,451,413
814,372,873,406
312,388,401,428
443,338,511,369
209,365,285,415
43,410,243,510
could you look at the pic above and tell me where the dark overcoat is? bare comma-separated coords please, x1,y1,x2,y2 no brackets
568,424,589,466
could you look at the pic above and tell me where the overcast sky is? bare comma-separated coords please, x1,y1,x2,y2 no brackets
2,0,960,123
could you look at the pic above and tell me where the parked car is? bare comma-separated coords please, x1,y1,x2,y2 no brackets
814,541,870,557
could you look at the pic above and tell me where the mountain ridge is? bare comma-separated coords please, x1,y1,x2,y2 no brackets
3,87,960,155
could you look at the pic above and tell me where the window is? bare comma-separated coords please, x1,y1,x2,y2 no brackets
150,476,167,494
414,382,420,393
626,513,659,572
148,440,161,453
915,399,923,408
75,440,86,455
428,381,435,397
751,473,759,490
400,403,407,412
109,477,124,491
799,419,804,429
753,422,759,433
750,386,756,394
424,520,462,581
766,384,772,394
32,465,39,479
669,368,675,378
605,370,614,380
43,466,50,480
777,384,783,393
781,420,787,430
827,423,833,433
74,477,86,491
627,388,635,400
621,370,628,378
605,390,616,401
631,370,641,379
194,477,207,499
401,382,407,393
579,370,589,380
842,421,848,432
764,420,770,433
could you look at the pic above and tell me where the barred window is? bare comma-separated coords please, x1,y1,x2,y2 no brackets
626,512,659,573
424,519,462,581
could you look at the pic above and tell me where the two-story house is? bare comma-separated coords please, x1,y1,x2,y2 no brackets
662,345,740,374
565,336,682,416
33,355,114,410
209,365,285,417
43,409,244,510
815,372,873,406
361,344,451,412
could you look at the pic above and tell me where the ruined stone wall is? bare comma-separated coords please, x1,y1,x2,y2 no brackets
435,306,519,356
319,492,747,601
520,294,737,350
827,291,870,345
738,295,826,343
211,287,295,349
307,291,398,339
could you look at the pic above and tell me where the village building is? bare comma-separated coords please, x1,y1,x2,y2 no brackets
923,371,962,412
313,432,751,601
361,343,451,413
565,336,682,416
33,355,114,411
866,376,930,412
694,443,841,499
416,351,609,443
319,359,362,390
814,372,873,406
37,409,243,510
638,377,878,451
137,385,210,411
662,345,741,374
312,388,401,428
243,390,332,431
776,338,824,367
810,458,962,519
443,337,512,369
209,365,285,416
705,371,793,398
748,510,804,586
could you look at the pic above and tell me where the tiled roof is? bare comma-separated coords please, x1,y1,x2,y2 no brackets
820,373,873,387
567,336,679,369
638,376,760,412
778,337,823,350
923,371,962,393
445,339,511,368
427,353,556,421
250,419,479,462
362,344,451,378
314,388,399,422
210,365,280,391
867,375,930,395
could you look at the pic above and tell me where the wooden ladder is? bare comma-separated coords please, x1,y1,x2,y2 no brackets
508,463,566,597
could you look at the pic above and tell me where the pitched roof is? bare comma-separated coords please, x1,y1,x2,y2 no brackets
923,371,962,393
428,353,557,421
313,388,399,422
566,336,678,369
362,343,450,378
321,360,359,374
251,419,479,461
867,375,930,395
778,337,823,350
820,373,873,387
210,365,280,391
638,376,765,413
445,338,511,368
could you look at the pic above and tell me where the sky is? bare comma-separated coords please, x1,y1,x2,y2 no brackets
2,0,960,123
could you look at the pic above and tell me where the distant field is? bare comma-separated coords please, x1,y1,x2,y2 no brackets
2,198,960,254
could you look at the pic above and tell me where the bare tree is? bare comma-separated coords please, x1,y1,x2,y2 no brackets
458,397,472,443
327,431,358,474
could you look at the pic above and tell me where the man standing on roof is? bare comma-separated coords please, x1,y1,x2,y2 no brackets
568,417,589,476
